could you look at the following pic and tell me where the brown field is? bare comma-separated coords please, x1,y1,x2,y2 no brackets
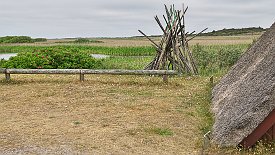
2,34,260,47
0,34,265,154
91,35,259,46
0,74,209,154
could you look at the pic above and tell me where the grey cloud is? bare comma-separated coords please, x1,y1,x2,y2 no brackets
0,0,274,38
185,0,274,31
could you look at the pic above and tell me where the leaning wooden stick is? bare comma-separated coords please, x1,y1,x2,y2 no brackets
138,30,160,48
139,4,207,75
186,28,208,42
154,16,166,34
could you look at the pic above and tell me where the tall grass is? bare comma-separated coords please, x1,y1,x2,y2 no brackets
192,44,249,76
101,56,153,70
0,44,249,75
0,45,155,56
0,44,249,56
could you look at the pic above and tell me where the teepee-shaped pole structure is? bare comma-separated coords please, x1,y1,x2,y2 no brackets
139,4,207,75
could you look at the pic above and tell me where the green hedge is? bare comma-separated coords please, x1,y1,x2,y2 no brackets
0,36,47,43
0,47,103,69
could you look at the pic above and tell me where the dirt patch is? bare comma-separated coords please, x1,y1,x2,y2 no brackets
0,74,207,154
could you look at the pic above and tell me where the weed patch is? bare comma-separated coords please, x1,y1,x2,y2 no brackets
144,127,174,136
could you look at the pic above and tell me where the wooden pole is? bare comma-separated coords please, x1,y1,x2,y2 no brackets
164,5,171,22
163,74,168,83
154,16,166,34
80,70,84,81
186,28,208,42
163,15,170,29
5,69,81,74
81,69,177,75
0,69,178,83
0,69,178,76
140,4,206,75
5,69,10,81
210,76,214,87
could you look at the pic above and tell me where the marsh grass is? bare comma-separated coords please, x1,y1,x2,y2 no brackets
0,45,155,56
101,56,153,70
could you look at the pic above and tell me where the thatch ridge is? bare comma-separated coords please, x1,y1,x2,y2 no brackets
212,22,275,146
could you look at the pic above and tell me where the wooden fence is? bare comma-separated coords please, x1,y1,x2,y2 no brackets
0,68,178,82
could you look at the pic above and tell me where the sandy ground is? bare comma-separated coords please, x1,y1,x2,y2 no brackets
0,74,208,154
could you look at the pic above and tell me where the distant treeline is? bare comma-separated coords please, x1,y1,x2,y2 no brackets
58,38,103,44
133,27,266,38
200,27,266,36
0,36,47,43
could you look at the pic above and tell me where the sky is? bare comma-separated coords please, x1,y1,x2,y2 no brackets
0,0,274,38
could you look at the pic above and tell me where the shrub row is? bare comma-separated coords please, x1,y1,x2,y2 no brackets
0,36,47,43
0,47,102,69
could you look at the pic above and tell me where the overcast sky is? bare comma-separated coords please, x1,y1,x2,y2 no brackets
0,0,274,38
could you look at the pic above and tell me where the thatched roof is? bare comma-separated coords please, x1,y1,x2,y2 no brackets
212,22,275,146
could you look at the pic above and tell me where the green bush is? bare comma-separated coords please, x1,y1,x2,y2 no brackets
0,36,34,43
0,59,6,67
0,47,103,69
0,36,47,43
33,38,47,42
74,38,91,43
74,38,103,43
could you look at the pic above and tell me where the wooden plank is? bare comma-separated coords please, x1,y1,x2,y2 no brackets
0,69,178,82
0,69,178,76
81,69,177,75
6,69,81,74
240,109,275,148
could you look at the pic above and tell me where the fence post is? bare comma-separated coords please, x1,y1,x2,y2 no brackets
163,74,168,83
5,69,11,81
210,76,214,87
80,70,84,82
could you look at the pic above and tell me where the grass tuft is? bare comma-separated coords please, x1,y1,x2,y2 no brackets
144,127,174,136
73,121,82,125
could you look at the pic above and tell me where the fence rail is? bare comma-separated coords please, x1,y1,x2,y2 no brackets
0,68,178,82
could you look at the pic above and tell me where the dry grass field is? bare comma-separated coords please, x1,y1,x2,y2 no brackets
2,34,260,47
0,74,210,154
0,34,266,154
91,35,259,46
